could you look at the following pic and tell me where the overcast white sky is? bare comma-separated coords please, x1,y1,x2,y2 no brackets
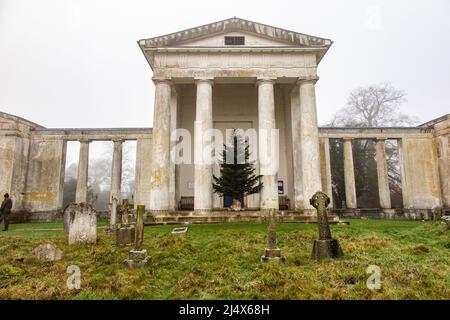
1,0,449,130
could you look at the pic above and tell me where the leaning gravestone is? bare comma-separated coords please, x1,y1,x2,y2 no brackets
66,203,97,245
123,205,152,268
310,191,344,259
261,209,285,263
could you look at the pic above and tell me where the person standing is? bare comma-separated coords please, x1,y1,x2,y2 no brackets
0,193,12,231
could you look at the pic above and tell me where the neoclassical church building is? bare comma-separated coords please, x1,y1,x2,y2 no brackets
0,18,448,222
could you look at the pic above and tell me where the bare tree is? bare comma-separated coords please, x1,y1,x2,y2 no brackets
327,83,419,208
328,82,417,127
63,142,136,210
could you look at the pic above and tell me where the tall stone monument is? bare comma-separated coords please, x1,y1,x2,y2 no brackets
261,209,285,263
310,191,344,259
66,203,97,245
123,205,151,268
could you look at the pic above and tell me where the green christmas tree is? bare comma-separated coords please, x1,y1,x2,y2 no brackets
212,130,263,206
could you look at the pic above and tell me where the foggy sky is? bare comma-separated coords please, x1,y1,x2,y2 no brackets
1,0,449,138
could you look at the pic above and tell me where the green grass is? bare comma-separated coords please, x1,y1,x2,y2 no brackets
0,219,448,299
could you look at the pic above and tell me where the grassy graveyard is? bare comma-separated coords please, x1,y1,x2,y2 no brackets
0,219,448,300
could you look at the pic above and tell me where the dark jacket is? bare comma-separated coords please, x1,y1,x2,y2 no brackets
0,198,12,214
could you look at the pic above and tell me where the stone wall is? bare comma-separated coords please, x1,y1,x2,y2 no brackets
23,139,67,213
400,137,441,210
0,112,39,211
134,137,153,209
420,114,450,210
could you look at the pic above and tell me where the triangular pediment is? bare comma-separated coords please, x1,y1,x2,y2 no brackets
139,17,332,48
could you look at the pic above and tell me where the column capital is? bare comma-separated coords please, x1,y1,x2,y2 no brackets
152,77,172,85
375,137,387,142
78,139,91,144
256,77,277,85
297,76,319,85
194,78,214,86
343,137,353,142
112,138,124,144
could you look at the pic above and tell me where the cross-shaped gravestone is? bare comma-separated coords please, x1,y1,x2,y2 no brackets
310,191,344,260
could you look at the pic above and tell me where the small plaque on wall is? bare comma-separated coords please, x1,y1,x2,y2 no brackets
278,180,284,194
187,181,194,190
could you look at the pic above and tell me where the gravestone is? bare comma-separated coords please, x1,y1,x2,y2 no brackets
122,199,130,224
104,197,119,234
123,205,152,268
171,227,188,236
261,209,285,263
115,225,136,246
310,191,344,260
115,199,135,246
29,243,62,261
63,204,71,234
66,203,97,245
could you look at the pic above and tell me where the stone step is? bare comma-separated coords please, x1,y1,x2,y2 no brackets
144,213,342,225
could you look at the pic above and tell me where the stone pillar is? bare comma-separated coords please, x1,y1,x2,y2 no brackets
194,78,214,212
290,86,304,210
169,87,178,211
320,137,333,207
257,78,278,210
298,79,322,209
134,138,152,209
110,139,123,203
375,139,391,209
149,79,171,212
343,138,357,209
75,139,90,203
398,138,413,209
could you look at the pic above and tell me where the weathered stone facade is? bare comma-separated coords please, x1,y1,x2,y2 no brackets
0,18,448,221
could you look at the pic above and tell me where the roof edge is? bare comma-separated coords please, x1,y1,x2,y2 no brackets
139,17,332,48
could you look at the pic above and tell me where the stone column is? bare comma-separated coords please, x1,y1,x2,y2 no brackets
290,86,304,210
298,79,322,210
375,139,391,209
320,137,333,207
75,139,90,203
110,139,123,203
257,78,278,210
291,79,322,212
149,79,171,212
398,138,413,209
169,87,178,211
194,78,214,212
343,138,357,209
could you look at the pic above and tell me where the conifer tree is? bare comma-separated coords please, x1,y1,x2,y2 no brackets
212,130,263,206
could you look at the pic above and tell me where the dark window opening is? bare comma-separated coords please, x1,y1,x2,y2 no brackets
225,36,245,45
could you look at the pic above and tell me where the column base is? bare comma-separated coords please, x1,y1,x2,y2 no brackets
381,209,396,219
311,239,344,260
261,248,286,263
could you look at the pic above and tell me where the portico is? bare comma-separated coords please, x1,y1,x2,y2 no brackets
139,17,331,213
